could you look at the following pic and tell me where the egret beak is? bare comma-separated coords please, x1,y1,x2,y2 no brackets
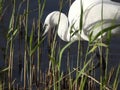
42,24,48,36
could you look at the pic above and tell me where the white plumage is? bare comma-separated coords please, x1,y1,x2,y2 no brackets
43,0,120,42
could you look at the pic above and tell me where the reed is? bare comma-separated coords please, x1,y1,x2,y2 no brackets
0,0,119,90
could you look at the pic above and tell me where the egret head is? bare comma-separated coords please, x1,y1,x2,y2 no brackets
43,12,55,36
43,11,70,41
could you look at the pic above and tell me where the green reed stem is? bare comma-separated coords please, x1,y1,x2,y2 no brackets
7,0,16,89
75,40,81,89
67,48,73,90
15,0,25,29
100,1,104,89
29,20,35,90
113,65,120,90
37,0,41,85
24,0,29,89
57,0,64,89
37,0,46,86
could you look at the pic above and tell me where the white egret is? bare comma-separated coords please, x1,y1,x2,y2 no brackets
43,0,120,42
43,0,120,74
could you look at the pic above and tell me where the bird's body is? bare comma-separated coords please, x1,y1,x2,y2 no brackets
83,2,120,40
43,0,120,42
68,0,120,41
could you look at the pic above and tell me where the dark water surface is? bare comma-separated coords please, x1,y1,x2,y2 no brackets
0,0,120,89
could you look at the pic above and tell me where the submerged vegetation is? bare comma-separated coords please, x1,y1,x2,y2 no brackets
0,0,119,90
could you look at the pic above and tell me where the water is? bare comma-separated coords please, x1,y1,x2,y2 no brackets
0,0,120,89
